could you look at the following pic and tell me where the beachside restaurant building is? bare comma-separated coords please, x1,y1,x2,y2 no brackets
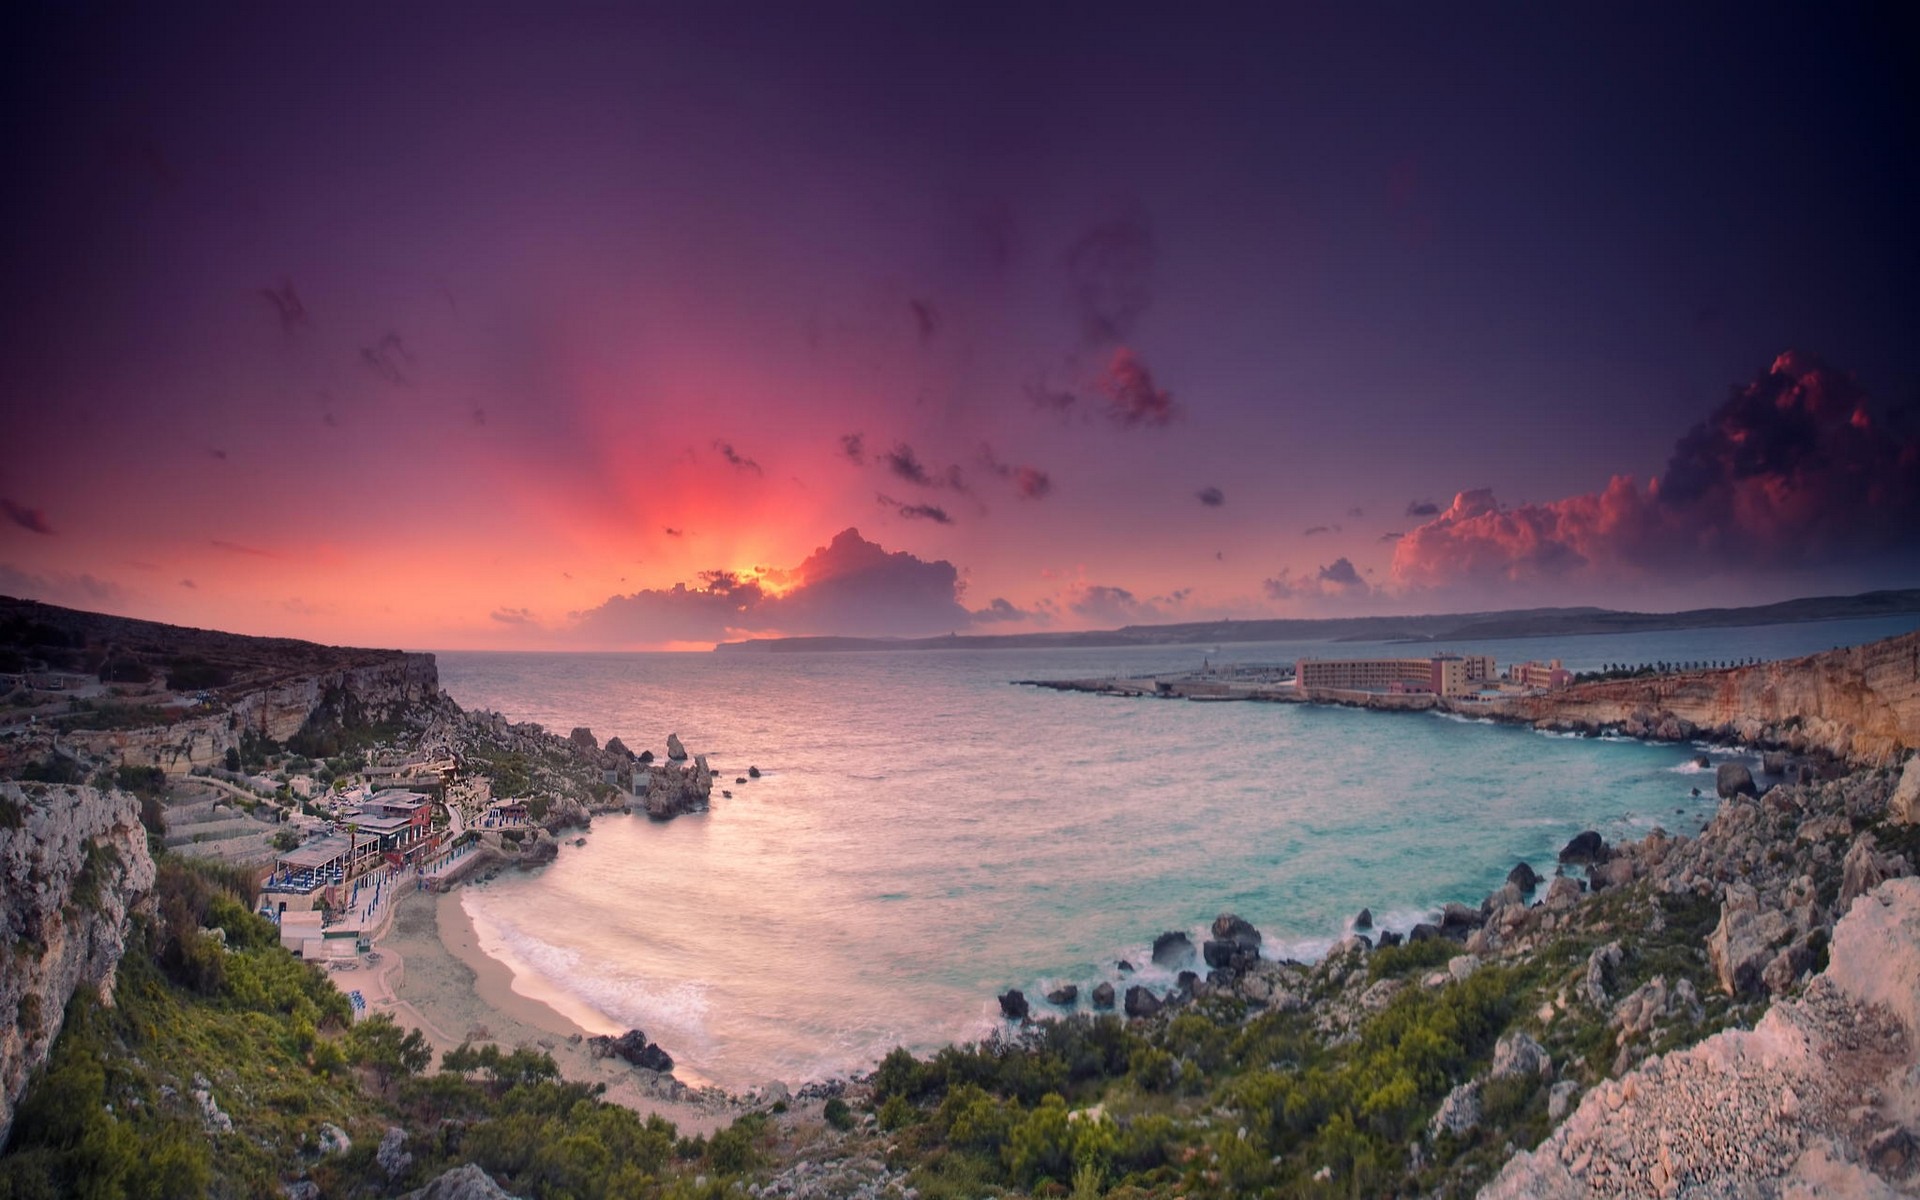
260,790,438,914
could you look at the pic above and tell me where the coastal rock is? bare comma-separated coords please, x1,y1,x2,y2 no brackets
1694,753,1713,768
642,755,713,819
1150,930,1194,967
1583,941,1622,1007
1375,929,1403,948
1044,984,1078,1007
401,1163,525,1200
1763,750,1790,775
748,765,761,778
1439,901,1483,936
998,989,1030,1020
1544,876,1582,910
1408,922,1443,943
1716,761,1757,799
588,1030,675,1074
1211,913,1262,948
1547,1080,1581,1121
516,837,558,868
1123,986,1162,1019
603,736,632,759
1507,861,1540,892
1090,981,1115,1009
1202,938,1260,971
1557,830,1609,865
1889,755,1920,825
568,726,598,752
1838,834,1902,908
1352,907,1373,931
1116,959,1135,973
1610,975,1703,1039
665,733,688,761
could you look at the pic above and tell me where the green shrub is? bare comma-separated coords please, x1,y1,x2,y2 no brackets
823,1096,855,1130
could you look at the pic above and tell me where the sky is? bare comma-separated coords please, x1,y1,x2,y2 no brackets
1,3,1917,650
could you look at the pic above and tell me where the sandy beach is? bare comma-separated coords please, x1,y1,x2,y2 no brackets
360,885,735,1135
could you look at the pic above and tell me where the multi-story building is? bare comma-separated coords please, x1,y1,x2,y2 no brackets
1295,653,1496,698
1509,659,1573,689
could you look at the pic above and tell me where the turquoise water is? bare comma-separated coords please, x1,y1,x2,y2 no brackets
435,614,1918,1090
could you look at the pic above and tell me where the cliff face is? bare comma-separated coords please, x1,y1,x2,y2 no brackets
64,653,441,773
1485,630,1920,764
0,783,157,1145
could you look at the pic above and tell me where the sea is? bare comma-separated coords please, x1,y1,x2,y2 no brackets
435,614,1920,1091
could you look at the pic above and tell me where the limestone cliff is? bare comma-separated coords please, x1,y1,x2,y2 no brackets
0,783,157,1145
1484,630,1920,764
62,653,442,773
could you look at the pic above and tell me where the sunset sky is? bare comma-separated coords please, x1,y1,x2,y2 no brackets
2,4,1917,649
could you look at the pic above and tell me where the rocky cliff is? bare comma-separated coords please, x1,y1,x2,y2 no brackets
1485,630,1920,764
62,652,442,773
1483,877,1920,1199
0,783,157,1145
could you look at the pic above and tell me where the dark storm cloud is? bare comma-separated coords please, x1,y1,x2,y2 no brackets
840,433,866,465
2,499,55,535
1096,348,1179,428
258,278,309,334
359,332,412,385
909,299,938,342
573,528,972,642
1196,486,1225,507
1406,499,1441,518
876,494,954,524
882,443,936,487
1392,353,1920,589
712,441,763,474
1065,215,1154,346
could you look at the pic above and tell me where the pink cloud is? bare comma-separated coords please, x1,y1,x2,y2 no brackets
1390,353,1920,591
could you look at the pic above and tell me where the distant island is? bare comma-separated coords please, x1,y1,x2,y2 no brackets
714,587,1920,653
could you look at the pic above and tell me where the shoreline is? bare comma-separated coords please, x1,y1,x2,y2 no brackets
360,884,738,1134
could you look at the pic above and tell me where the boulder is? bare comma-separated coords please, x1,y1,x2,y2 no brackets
1116,959,1135,973
1123,986,1162,1019
1693,754,1712,769
1490,1030,1552,1080
748,765,762,778
1429,1080,1482,1137
1716,762,1757,799
378,1127,412,1181
1762,751,1789,775
1439,902,1483,935
1890,755,1920,826
1706,884,1794,997
1838,835,1905,909
588,1029,675,1073
1506,861,1540,892
998,989,1030,1020
402,1163,525,1200
1584,942,1623,1007
604,736,632,759
1210,913,1263,948
666,733,688,761
1408,922,1443,943
1090,981,1116,1009
1544,876,1582,910
1547,1081,1581,1121
1375,929,1404,948
1202,938,1260,971
568,726,599,752
1150,931,1194,968
316,1123,352,1157
1044,984,1078,1007
1558,830,1609,865
1352,907,1373,931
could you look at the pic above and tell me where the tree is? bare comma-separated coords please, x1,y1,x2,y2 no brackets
346,1014,432,1089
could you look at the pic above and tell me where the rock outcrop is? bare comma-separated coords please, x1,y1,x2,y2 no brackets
665,733,688,761
1485,630,1920,765
585,1029,675,1074
1484,877,1920,1199
0,783,157,1144
401,1163,526,1200
642,755,713,820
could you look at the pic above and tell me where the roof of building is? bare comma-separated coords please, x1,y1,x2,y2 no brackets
278,833,355,869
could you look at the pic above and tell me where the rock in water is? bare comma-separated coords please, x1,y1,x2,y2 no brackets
1044,984,1078,1007
1558,830,1608,865
748,765,762,778
604,736,632,758
1716,762,1757,799
666,732,688,761
1506,861,1540,892
1210,913,1262,948
1762,750,1789,775
1353,907,1374,931
997,989,1029,1020
1091,981,1116,1009
1123,986,1162,1018
1151,931,1194,967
